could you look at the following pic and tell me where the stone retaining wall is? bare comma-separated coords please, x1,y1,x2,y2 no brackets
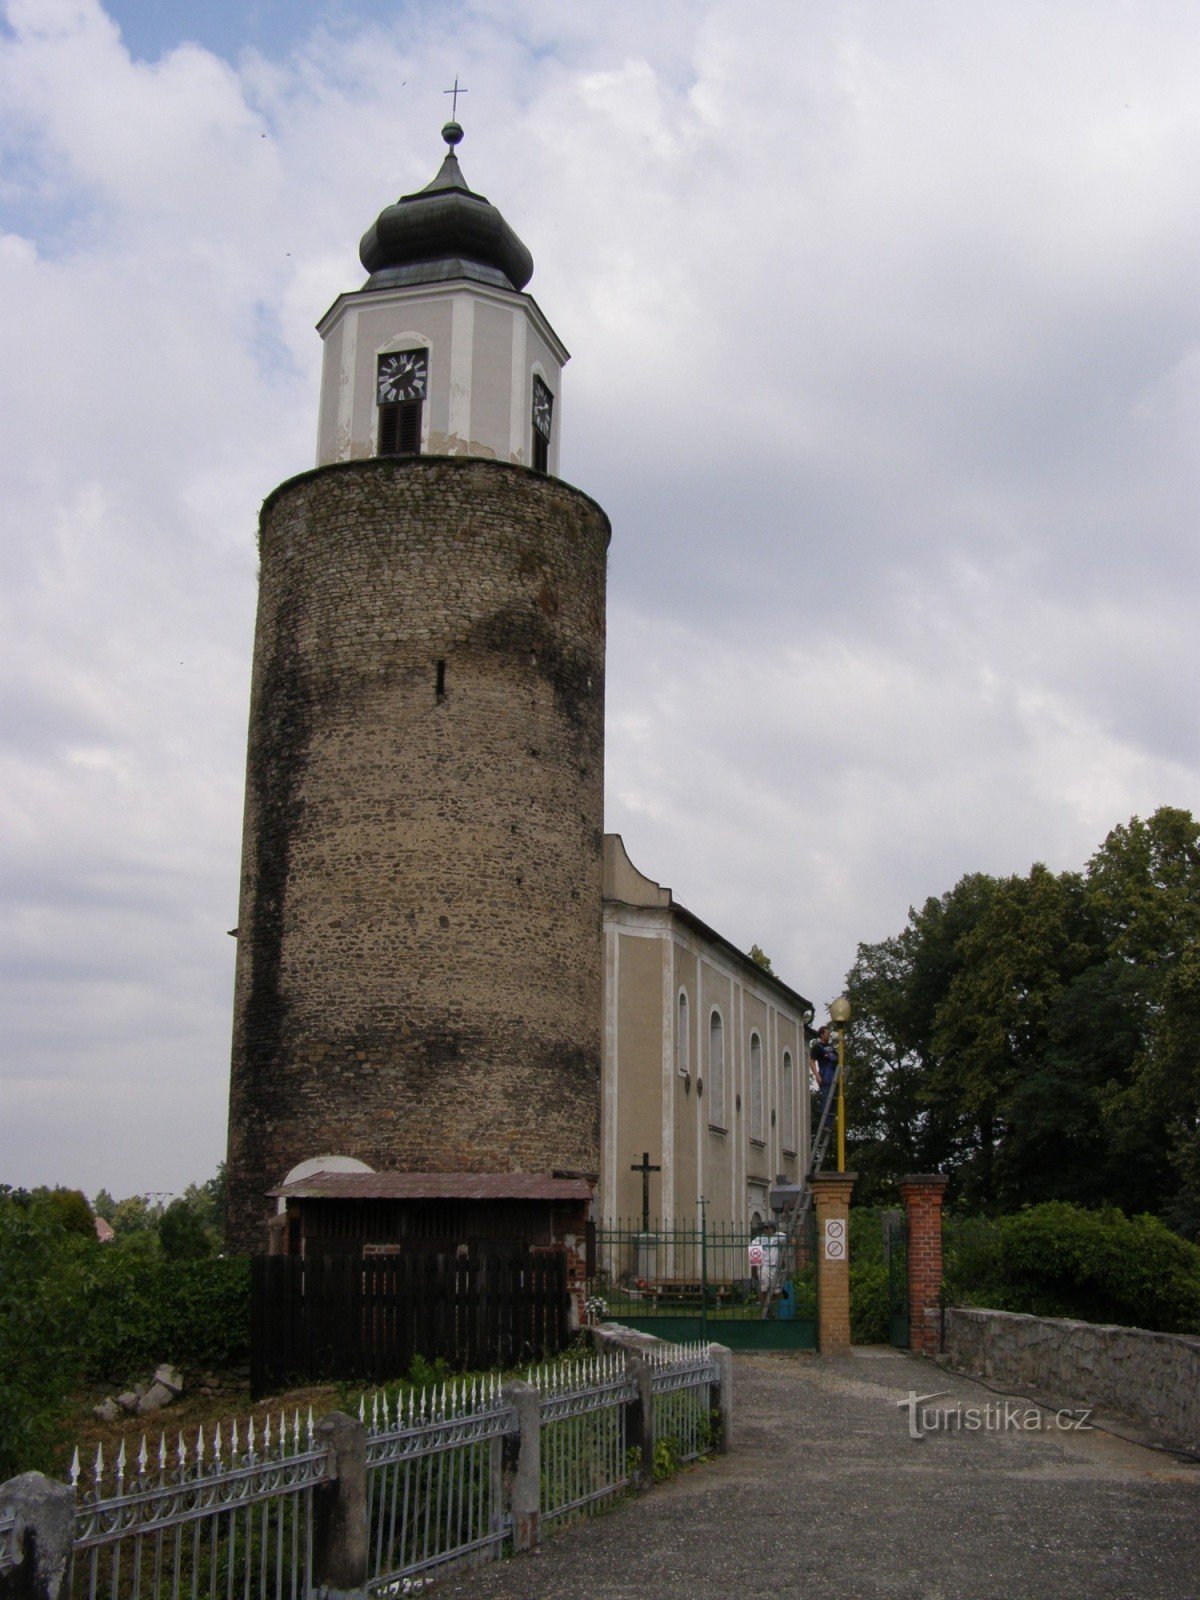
942,1306,1200,1455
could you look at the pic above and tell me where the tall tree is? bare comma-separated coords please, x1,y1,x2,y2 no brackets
843,808,1200,1226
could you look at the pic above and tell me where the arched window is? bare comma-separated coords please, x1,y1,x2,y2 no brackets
750,1032,764,1142
708,1010,725,1127
782,1050,795,1153
677,990,690,1077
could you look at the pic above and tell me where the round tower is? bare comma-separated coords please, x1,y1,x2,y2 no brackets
225,126,609,1252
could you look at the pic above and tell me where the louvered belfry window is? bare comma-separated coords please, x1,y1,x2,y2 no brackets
378,399,422,456
376,349,428,457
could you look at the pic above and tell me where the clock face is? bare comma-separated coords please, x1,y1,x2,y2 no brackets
377,350,428,404
532,376,553,440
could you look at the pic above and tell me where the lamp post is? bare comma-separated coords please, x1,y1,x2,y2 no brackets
828,995,852,1173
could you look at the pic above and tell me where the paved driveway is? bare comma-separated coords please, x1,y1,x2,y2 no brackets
436,1347,1200,1600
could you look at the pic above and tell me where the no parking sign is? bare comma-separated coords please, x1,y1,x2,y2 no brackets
824,1218,846,1260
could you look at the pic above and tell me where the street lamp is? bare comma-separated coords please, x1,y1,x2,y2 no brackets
828,995,852,1172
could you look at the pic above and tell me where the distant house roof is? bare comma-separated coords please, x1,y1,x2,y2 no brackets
94,1215,115,1243
269,1171,593,1203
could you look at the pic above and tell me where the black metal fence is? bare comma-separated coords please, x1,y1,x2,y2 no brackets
251,1250,568,1397
591,1215,818,1350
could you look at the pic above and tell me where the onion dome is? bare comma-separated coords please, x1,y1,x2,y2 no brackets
359,122,534,293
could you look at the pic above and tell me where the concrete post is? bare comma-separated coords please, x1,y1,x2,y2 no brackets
898,1173,949,1355
811,1172,857,1354
501,1381,541,1552
0,1474,76,1600
623,1354,656,1490
312,1412,367,1600
708,1342,734,1454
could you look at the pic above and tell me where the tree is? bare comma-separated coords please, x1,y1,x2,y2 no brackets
844,873,1000,1201
749,944,774,973
843,808,1200,1224
1086,808,1200,1235
158,1198,214,1261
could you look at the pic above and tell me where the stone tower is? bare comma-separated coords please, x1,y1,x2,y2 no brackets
224,123,610,1252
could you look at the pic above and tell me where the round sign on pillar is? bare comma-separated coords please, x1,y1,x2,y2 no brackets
824,1218,847,1260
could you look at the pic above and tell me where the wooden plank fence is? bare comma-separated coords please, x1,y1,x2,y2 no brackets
251,1250,569,1397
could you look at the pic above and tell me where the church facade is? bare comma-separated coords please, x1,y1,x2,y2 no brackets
224,120,812,1256
602,837,812,1234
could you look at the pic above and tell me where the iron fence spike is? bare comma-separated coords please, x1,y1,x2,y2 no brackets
69,1447,80,1486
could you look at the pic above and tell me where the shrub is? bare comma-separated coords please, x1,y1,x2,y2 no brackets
0,1189,93,1475
995,1203,1200,1334
850,1260,890,1344
82,1253,251,1378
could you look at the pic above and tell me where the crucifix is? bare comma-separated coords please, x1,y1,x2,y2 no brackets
443,76,468,119
630,1151,661,1234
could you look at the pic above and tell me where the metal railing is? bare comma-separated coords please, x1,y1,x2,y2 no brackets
26,1344,722,1600
362,1376,513,1592
532,1352,637,1530
593,1220,818,1332
68,1409,327,1600
649,1344,720,1465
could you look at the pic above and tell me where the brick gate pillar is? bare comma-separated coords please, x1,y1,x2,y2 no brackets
811,1173,856,1354
898,1173,948,1355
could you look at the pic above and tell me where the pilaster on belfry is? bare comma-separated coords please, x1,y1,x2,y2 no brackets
811,1172,856,1355
898,1173,949,1355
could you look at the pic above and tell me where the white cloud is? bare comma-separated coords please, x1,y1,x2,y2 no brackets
2,0,1199,1194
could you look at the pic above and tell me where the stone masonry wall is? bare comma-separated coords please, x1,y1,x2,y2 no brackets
943,1306,1200,1454
225,457,610,1252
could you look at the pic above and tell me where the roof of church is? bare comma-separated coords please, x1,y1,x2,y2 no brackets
358,121,534,294
270,1171,592,1202
602,834,815,1017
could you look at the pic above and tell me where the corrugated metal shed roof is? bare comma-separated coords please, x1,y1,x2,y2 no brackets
269,1171,593,1202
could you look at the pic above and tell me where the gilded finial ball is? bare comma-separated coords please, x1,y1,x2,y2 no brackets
442,120,464,148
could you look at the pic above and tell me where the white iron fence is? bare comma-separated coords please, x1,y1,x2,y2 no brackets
363,1375,513,1592
69,1411,327,1600
0,1341,725,1600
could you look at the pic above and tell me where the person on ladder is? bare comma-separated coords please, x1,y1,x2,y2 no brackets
809,1024,838,1143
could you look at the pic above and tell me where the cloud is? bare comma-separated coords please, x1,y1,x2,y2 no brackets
1,0,1199,1193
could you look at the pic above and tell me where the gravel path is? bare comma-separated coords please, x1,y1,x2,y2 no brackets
435,1346,1200,1600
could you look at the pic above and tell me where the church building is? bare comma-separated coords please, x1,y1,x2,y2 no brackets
224,119,812,1263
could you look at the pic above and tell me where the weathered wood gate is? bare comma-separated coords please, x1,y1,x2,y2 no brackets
251,1248,568,1397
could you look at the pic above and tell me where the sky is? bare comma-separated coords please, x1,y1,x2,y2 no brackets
2,0,1198,1202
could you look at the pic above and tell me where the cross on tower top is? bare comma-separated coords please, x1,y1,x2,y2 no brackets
443,76,468,119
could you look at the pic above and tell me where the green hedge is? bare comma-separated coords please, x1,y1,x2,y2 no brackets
995,1203,1200,1334
81,1254,251,1378
944,1202,1200,1335
0,1189,252,1476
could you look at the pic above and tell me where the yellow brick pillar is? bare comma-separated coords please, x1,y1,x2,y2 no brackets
811,1173,856,1354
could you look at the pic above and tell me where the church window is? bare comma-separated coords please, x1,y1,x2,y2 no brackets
677,990,690,1077
708,1010,725,1129
782,1050,795,1153
531,375,553,473
435,659,446,700
376,349,428,457
750,1032,764,1143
